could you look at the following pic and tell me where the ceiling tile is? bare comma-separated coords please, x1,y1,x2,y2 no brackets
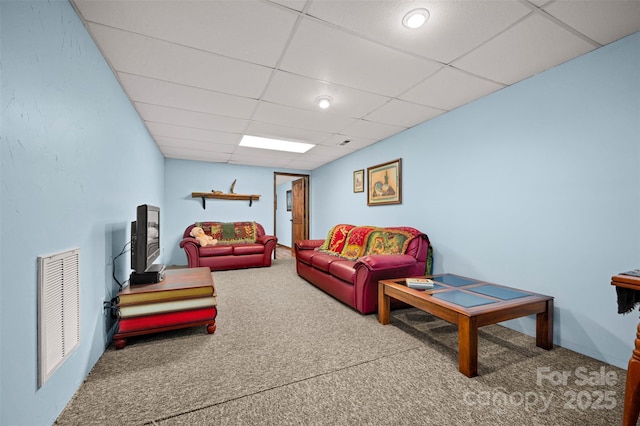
146,122,242,146
233,146,301,160
279,18,441,97
161,148,232,164
452,14,597,85
252,102,357,134
267,0,307,12
75,0,298,67
87,23,272,98
400,66,505,110
118,73,258,119
364,100,445,128
320,134,378,151
543,1,640,45
262,71,391,119
154,136,236,154
229,148,300,168
135,103,249,134
306,144,354,158
69,0,638,171
339,119,407,140
307,0,532,63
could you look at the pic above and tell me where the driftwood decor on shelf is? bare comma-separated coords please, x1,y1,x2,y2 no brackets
191,192,261,209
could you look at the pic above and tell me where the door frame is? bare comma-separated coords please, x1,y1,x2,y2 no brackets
273,172,309,258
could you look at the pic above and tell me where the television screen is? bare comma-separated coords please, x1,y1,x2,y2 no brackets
145,209,160,262
130,204,161,275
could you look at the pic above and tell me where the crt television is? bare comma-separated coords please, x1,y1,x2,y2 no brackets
130,204,163,282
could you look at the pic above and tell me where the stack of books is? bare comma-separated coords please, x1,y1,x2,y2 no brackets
114,268,217,348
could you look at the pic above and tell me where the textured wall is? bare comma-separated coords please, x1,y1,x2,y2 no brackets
1,1,164,424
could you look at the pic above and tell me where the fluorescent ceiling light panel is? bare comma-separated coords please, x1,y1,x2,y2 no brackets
240,135,315,153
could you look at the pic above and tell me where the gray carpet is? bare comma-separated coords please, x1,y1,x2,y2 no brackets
55,259,630,425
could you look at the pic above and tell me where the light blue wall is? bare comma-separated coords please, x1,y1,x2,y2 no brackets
310,32,640,369
1,1,164,425
163,159,305,265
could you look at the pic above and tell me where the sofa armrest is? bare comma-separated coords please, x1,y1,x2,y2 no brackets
352,254,418,314
356,254,417,271
295,239,325,251
179,237,200,268
257,234,277,245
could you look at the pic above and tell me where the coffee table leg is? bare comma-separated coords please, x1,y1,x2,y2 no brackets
536,299,554,350
622,322,640,426
378,282,390,325
458,316,478,378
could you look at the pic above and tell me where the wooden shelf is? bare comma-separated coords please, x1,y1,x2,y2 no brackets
192,192,261,209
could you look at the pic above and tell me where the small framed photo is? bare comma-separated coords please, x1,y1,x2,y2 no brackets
367,158,402,206
286,190,292,211
353,169,364,193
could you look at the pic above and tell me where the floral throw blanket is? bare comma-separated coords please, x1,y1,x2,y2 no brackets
196,221,257,244
318,224,355,254
317,224,421,261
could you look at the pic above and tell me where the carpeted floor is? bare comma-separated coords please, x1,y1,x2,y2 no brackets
55,259,630,425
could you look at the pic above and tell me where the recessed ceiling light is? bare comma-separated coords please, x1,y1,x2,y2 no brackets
316,95,332,109
402,8,429,29
239,135,315,153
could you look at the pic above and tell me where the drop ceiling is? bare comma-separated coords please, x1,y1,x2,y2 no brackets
71,0,640,171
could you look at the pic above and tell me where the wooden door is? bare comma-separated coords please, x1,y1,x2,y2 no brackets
291,178,307,255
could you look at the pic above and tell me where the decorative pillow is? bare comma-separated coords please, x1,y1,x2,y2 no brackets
340,226,376,260
196,221,257,244
318,224,355,254
364,229,415,256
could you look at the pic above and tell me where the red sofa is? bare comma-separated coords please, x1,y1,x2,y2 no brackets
180,221,277,271
295,224,432,314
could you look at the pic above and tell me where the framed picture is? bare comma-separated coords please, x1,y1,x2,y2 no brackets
353,169,364,193
286,190,292,211
367,158,402,206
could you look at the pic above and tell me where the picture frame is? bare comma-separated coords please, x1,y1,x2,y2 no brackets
367,158,402,206
286,190,292,211
353,169,364,193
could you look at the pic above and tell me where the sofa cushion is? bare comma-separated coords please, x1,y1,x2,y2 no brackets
318,224,354,255
328,260,356,283
199,245,233,257
364,229,415,256
296,248,315,266
340,226,376,260
310,253,342,273
232,244,265,255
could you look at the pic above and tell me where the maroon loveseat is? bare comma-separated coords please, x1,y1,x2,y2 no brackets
295,224,432,314
180,221,277,271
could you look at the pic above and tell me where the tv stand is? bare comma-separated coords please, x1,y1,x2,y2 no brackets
114,267,217,349
130,263,165,285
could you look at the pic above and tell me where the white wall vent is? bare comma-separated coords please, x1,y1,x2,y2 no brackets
37,248,80,387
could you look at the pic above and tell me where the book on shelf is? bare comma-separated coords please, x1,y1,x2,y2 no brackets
115,306,217,335
406,278,435,290
118,279,214,305
117,295,217,318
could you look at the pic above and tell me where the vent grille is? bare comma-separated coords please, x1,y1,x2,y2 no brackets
38,248,80,387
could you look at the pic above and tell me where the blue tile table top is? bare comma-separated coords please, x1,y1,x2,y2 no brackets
432,275,480,287
469,284,530,300
432,290,496,308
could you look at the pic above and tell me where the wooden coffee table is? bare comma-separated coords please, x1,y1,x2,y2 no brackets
378,274,553,377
